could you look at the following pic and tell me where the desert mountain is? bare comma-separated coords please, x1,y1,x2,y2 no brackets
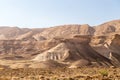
0,19,120,68
0,20,120,40
33,20,120,40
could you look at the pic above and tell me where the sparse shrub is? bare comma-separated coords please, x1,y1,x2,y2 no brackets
99,69,108,76
68,77,74,80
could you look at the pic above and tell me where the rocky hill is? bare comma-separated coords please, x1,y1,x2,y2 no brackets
0,19,120,68
0,27,30,39
0,20,120,40
33,24,94,40
0,26,45,40
33,20,120,40
94,20,120,35
33,35,114,67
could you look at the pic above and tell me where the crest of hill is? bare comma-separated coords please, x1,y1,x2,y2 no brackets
0,26,30,39
33,24,94,40
0,26,45,40
33,20,120,40
0,19,120,40
94,20,120,35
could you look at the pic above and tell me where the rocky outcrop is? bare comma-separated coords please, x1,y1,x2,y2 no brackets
109,34,120,54
90,34,120,66
33,36,113,67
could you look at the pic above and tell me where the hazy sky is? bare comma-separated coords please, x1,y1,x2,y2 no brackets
0,0,120,28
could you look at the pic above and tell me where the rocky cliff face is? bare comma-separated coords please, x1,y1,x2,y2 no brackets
33,35,113,67
109,34,120,54
90,34,120,66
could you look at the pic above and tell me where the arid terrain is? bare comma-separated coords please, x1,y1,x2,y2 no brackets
0,67,120,80
0,20,120,79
